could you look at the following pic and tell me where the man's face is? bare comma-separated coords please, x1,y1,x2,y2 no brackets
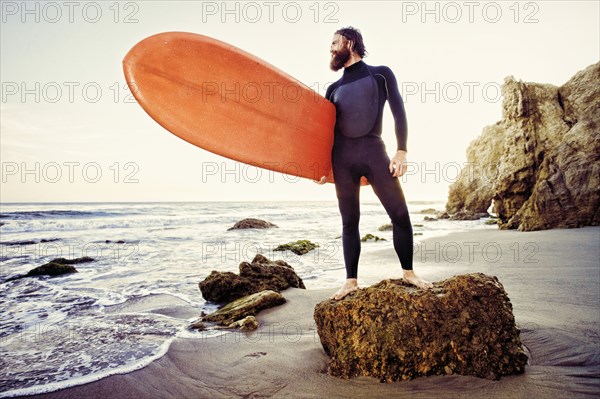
329,33,351,71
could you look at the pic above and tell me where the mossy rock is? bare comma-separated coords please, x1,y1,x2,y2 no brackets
361,234,386,242
274,240,319,255
26,263,77,277
202,290,285,326
25,257,94,277
378,224,392,231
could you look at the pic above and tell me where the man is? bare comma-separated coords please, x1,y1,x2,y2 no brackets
318,27,432,300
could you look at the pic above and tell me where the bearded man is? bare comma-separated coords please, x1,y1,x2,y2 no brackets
319,27,432,299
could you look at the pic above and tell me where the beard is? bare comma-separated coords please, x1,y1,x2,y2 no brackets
329,46,351,71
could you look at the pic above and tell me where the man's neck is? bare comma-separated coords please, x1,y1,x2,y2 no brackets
343,54,363,69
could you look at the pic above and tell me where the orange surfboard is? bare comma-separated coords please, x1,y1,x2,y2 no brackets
123,32,336,183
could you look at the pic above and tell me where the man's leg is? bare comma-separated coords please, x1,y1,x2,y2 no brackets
368,150,433,289
331,159,362,300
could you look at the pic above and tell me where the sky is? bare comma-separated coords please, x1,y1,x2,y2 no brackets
1,0,598,203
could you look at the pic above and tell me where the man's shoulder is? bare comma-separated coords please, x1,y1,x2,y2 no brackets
365,63,395,77
328,74,344,87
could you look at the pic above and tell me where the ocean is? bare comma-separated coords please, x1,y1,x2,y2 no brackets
0,201,495,396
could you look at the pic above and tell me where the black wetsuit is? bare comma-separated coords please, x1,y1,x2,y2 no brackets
325,60,413,279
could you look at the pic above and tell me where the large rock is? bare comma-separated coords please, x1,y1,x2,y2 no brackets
314,273,528,381
449,210,489,221
199,254,305,303
446,123,506,216
446,62,600,230
201,290,285,326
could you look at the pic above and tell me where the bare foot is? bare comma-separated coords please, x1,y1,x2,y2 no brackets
402,270,433,289
330,278,359,300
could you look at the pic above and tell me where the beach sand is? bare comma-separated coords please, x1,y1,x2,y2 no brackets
24,227,599,399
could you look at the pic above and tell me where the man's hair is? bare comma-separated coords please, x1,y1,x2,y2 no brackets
335,26,367,58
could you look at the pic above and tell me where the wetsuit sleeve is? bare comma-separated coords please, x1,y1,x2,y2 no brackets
381,66,408,152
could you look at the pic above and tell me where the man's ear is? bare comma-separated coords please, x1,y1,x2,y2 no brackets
346,40,353,51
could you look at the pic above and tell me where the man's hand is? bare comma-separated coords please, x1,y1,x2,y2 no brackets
389,150,408,178
313,176,327,185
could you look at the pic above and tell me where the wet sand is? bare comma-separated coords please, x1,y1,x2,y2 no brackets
25,227,600,398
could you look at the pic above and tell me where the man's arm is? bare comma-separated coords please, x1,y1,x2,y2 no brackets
379,66,408,152
375,66,408,177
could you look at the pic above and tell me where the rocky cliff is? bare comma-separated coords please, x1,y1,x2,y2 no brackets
446,62,599,230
